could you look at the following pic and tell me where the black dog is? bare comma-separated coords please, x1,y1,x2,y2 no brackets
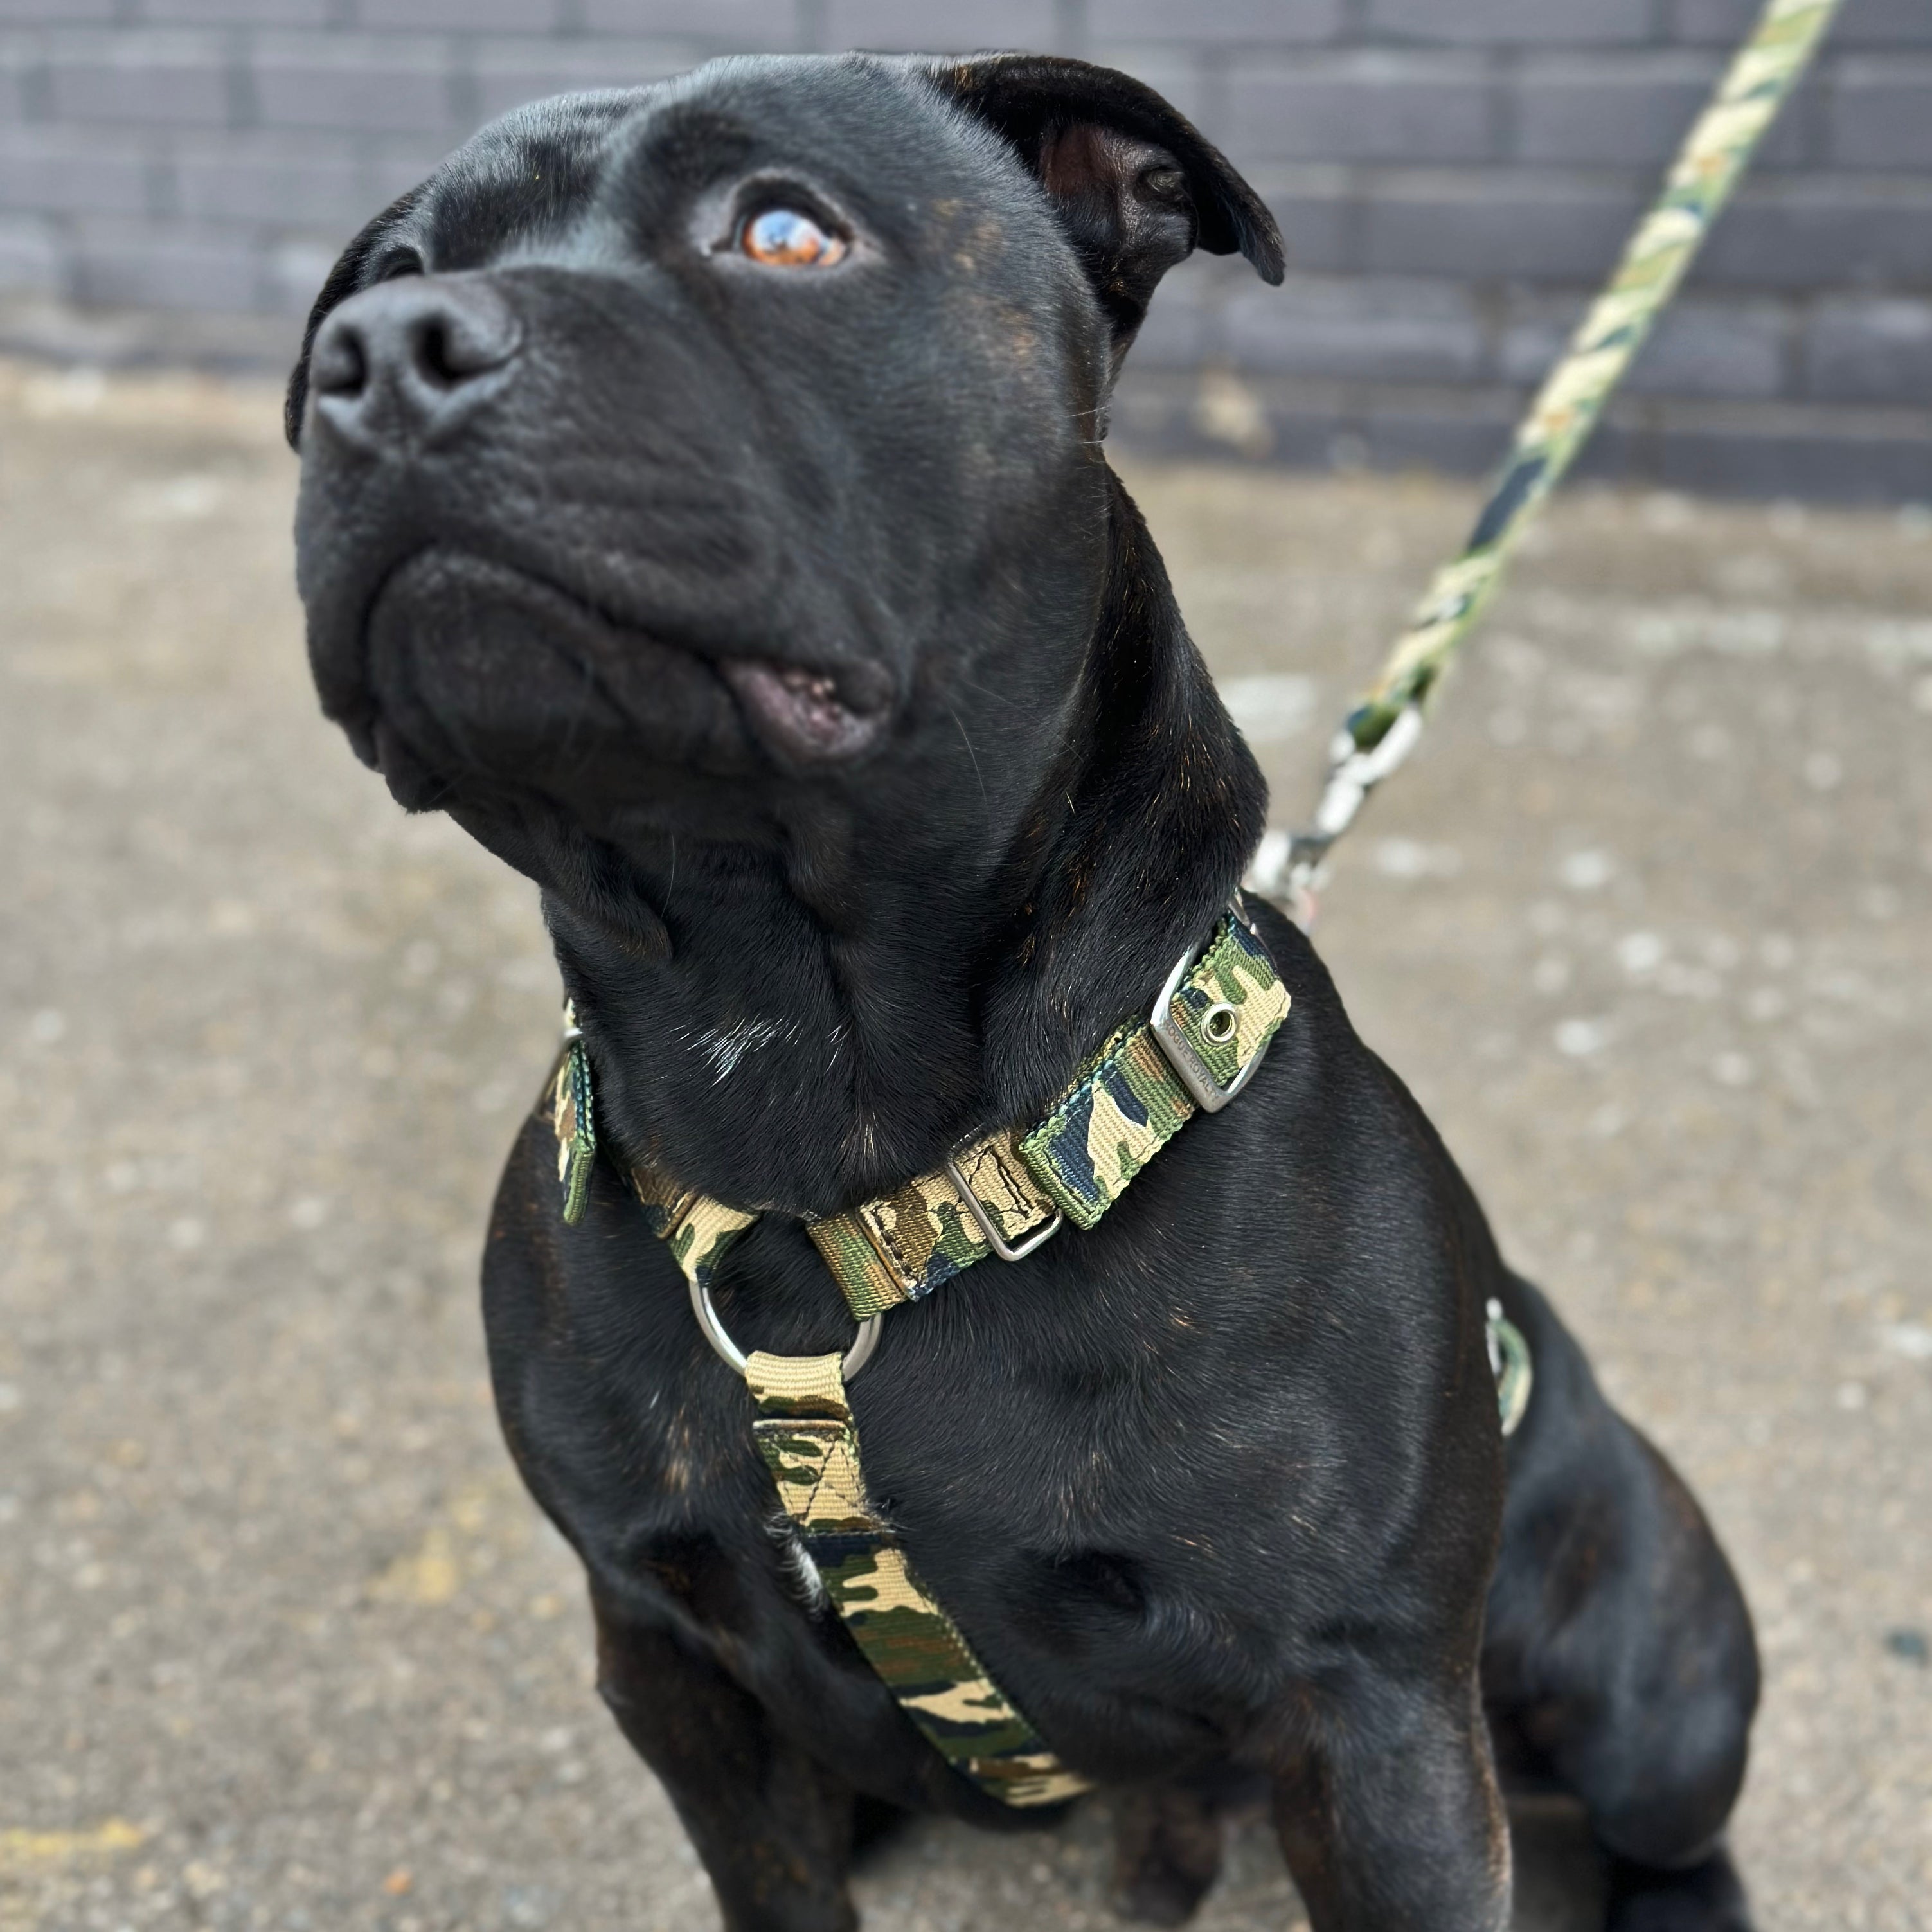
288,53,1760,1932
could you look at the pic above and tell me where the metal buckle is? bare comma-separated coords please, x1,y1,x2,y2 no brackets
690,1277,882,1382
1149,945,1268,1114
943,1148,1062,1262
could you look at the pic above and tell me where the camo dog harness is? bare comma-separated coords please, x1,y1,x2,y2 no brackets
544,904,1289,1807
546,902,1534,1807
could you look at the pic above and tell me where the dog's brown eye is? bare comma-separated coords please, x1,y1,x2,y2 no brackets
742,207,847,269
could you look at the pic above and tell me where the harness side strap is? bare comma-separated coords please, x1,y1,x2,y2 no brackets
631,1168,758,1291
744,1348,1090,1809
550,1007,597,1226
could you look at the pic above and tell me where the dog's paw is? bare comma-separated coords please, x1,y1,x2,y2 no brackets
1604,1847,1753,1932
1110,1865,1217,1929
1108,1787,1223,1927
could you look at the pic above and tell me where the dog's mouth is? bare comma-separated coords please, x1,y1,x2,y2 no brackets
338,548,893,791
717,659,888,762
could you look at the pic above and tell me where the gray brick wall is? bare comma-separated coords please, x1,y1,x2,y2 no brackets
0,0,1926,496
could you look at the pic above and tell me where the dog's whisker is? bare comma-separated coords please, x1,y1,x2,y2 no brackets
949,705,988,822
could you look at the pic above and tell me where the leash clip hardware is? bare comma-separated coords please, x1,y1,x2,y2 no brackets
1150,947,1267,1115
944,1149,1062,1262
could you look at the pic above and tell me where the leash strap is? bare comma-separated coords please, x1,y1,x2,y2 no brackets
744,1348,1091,1808
1248,0,1846,922
809,910,1289,1318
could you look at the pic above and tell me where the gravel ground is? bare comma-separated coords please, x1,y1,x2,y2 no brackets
1,359,1927,1932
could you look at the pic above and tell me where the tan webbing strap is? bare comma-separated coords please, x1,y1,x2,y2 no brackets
631,1168,758,1292
806,1129,1060,1318
744,1349,1089,1808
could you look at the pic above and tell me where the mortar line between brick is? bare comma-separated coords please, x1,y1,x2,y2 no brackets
1489,46,1520,166
224,26,255,134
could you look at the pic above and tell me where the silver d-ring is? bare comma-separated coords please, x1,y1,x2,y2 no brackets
690,1276,882,1382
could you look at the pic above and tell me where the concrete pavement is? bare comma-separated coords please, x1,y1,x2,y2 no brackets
0,359,1926,1931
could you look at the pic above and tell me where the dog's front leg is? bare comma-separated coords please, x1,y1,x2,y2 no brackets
1267,1671,1510,1932
592,1589,859,1932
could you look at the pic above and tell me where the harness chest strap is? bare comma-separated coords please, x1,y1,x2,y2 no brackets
744,1348,1089,1808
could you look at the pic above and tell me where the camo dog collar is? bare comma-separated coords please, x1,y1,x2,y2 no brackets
553,905,1291,1318
804,908,1289,1318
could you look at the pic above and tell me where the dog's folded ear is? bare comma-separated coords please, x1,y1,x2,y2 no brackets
924,54,1284,361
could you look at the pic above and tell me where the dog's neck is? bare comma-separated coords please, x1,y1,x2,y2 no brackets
523,472,1267,1216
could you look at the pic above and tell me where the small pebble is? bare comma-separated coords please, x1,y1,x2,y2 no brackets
1883,1629,1928,1667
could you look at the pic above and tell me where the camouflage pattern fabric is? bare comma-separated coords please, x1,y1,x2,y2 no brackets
631,1168,758,1293
807,1129,1060,1318
1249,0,1844,918
1346,0,1843,753
1021,911,1289,1230
553,913,1288,1310
744,1349,1091,1809
812,910,1288,1302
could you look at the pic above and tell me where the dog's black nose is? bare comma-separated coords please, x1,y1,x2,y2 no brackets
309,276,521,449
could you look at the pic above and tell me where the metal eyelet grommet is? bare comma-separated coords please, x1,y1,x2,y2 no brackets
1151,950,1271,1114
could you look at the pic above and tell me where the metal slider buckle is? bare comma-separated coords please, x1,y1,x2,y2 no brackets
1148,942,1269,1115
944,1147,1062,1262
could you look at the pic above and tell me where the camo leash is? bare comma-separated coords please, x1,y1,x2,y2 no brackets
1245,0,1846,926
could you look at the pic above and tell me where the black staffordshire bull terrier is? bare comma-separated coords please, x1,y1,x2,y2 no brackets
287,52,1760,1932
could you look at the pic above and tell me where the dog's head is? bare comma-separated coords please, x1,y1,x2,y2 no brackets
289,54,1280,877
